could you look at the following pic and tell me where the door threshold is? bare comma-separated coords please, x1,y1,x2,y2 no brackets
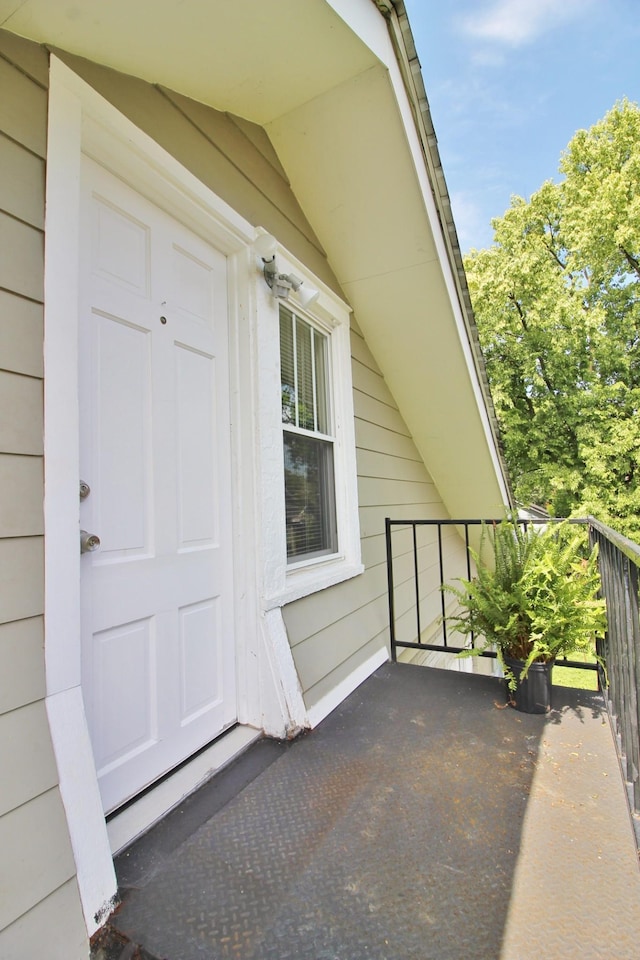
106,724,261,854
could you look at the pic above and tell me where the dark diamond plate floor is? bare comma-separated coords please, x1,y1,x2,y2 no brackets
105,663,640,960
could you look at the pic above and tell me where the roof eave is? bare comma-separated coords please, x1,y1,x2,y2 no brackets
374,0,514,507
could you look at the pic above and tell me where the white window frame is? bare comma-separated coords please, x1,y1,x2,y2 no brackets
280,303,338,565
257,246,363,609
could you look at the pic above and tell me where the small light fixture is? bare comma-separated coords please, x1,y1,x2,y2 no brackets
253,232,278,260
254,231,319,306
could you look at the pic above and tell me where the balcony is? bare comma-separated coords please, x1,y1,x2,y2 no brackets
386,515,640,826
92,518,640,960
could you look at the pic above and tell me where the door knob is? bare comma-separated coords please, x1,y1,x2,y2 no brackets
80,530,101,554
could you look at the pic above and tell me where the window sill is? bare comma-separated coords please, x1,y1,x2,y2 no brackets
263,559,365,610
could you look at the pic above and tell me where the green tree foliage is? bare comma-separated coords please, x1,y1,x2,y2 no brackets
464,100,640,537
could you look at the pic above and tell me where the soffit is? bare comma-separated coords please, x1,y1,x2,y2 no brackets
0,0,377,124
269,66,508,515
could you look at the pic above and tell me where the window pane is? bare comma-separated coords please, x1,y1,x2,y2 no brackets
279,306,296,424
314,328,329,434
295,317,314,431
284,433,337,561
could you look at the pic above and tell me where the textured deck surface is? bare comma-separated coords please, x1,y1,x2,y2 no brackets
101,663,640,960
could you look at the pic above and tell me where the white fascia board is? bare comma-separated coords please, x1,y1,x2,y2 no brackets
323,0,394,64
323,0,510,506
376,9,511,505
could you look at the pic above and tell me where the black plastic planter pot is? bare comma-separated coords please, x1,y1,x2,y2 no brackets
504,656,554,714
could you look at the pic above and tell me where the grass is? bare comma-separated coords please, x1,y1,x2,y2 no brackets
552,650,599,691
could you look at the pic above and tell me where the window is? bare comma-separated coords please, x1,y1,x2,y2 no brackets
259,257,362,607
280,304,338,563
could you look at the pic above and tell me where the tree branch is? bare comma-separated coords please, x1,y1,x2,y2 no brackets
507,293,580,455
541,215,568,271
620,247,640,281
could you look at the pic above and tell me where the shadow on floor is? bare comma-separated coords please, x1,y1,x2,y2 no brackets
95,662,604,960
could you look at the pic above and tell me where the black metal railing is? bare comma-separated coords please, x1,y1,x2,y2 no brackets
588,517,640,818
385,515,640,817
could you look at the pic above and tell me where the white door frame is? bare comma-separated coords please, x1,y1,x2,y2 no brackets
43,57,308,933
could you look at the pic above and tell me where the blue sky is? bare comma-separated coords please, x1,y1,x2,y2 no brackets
403,0,640,252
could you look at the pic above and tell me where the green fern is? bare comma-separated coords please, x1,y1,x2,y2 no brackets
443,515,607,689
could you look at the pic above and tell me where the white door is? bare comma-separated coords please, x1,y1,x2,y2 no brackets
79,157,237,813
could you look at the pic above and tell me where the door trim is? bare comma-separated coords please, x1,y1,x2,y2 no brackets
43,57,262,933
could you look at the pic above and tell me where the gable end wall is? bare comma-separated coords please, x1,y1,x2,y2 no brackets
283,319,458,714
0,30,464,951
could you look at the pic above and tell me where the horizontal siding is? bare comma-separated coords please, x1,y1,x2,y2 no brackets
357,476,437,508
0,35,85,959
360,531,387,569
0,454,43,537
351,357,401,408
0,55,47,156
228,114,289,180
0,522,45,631
0,290,44,378
286,562,389,646
159,86,317,245
0,371,43,454
0,31,49,87
0,877,87,960
0,788,77,931
301,635,386,713
353,388,412,436
0,134,45,228
359,502,444,541
355,418,424,460
0,212,45,301
293,593,390,692
0,700,59,816
285,324,455,709
0,617,45,714
357,447,433,483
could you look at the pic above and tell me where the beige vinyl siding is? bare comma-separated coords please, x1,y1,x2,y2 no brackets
0,370,43,454
0,789,78,930
0,617,45,715
283,320,465,710
0,878,88,960
0,455,43,537
0,291,44,378
0,135,45,228
0,33,88,958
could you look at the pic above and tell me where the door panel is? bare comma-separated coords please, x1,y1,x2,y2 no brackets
179,597,223,722
93,617,157,771
94,313,152,556
175,344,217,547
79,157,236,813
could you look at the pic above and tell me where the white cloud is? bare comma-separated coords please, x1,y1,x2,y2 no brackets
459,0,594,48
